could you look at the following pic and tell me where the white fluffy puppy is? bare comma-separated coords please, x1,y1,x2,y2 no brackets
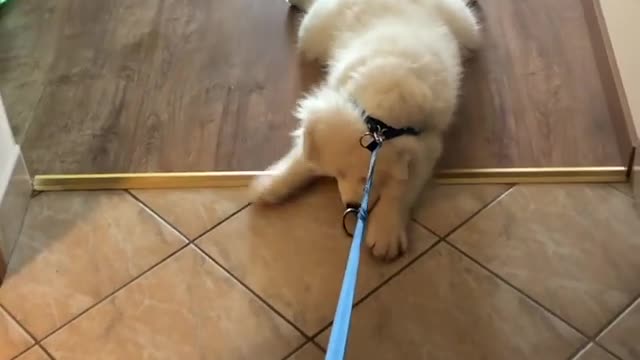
251,0,480,260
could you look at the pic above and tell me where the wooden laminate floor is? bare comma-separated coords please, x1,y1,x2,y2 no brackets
0,0,626,175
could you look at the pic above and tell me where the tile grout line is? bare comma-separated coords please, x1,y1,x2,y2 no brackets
425,184,517,239
33,194,250,347
607,183,634,199
566,342,599,360
125,190,192,240
32,241,191,345
279,339,326,360
1,303,38,360
8,343,57,360
603,349,625,360
125,189,252,242
308,237,445,343
279,339,316,360
419,184,637,360
311,339,327,353
190,242,313,342
444,241,589,339
591,295,640,360
8,346,34,360
567,341,624,360
443,240,628,360
188,203,252,241
5,190,250,356
415,182,622,359
568,342,593,360
279,340,311,360
39,343,57,360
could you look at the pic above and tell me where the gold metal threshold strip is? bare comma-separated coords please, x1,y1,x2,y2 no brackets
32,167,628,191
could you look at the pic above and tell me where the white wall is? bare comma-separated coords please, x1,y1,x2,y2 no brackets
600,0,640,136
0,94,19,201
600,0,640,199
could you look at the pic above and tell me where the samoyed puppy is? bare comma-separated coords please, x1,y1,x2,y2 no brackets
250,0,480,260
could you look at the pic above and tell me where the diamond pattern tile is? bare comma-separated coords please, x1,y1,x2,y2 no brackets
0,306,33,360
287,343,324,360
197,181,438,335
575,344,617,360
131,188,250,239
317,244,584,359
14,346,51,360
42,246,304,360
599,299,640,360
0,191,187,338
449,184,640,335
413,184,510,236
3,182,637,358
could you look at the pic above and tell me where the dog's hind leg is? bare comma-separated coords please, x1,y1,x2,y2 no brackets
250,145,319,204
296,0,341,62
436,0,482,55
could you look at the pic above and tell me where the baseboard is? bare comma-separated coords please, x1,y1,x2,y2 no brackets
0,150,31,282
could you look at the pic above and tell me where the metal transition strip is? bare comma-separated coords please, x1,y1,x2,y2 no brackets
32,167,628,191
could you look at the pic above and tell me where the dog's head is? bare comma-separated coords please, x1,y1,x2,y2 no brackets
294,88,422,209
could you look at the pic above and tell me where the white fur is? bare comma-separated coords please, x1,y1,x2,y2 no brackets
251,0,480,260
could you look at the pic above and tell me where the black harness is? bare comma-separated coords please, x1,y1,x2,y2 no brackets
359,111,422,152
341,108,423,236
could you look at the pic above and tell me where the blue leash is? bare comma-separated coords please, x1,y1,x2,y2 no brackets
325,141,382,360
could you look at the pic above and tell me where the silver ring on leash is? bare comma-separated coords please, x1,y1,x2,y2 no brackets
359,132,375,149
342,207,359,236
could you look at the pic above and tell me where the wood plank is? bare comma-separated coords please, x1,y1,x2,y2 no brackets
2,0,322,173
0,0,627,175
440,0,623,169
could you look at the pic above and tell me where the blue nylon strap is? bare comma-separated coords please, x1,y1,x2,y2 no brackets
325,143,381,360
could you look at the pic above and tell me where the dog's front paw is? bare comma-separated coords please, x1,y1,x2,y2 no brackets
249,174,290,205
366,225,409,261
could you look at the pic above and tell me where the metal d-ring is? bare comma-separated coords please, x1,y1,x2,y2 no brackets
359,132,375,149
342,207,359,237
359,131,385,150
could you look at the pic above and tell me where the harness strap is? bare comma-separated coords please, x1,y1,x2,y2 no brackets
361,112,422,152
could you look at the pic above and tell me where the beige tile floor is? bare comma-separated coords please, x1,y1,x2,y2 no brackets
0,181,639,360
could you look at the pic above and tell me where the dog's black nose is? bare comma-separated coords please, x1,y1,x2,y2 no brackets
346,202,361,210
